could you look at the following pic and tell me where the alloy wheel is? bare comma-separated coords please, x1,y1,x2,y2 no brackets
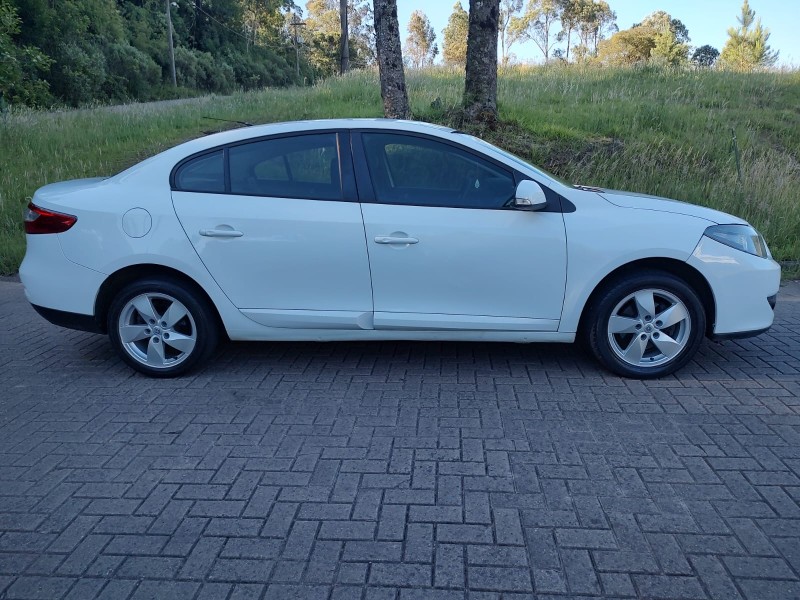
117,292,197,369
606,288,692,368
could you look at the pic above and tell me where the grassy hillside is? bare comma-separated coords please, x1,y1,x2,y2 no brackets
1,66,798,275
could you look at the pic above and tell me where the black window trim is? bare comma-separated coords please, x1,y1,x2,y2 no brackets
170,129,358,203
351,128,569,213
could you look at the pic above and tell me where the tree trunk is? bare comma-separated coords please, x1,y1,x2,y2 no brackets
340,0,350,74
463,0,500,123
565,29,571,61
166,0,176,87
373,0,410,119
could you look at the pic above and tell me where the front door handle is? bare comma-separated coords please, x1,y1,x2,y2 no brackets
199,228,243,238
374,236,419,245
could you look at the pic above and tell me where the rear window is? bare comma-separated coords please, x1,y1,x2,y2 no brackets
173,150,225,193
228,134,341,201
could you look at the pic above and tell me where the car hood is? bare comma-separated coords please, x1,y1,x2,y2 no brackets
596,189,747,225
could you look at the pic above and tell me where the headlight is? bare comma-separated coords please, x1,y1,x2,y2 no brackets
703,224,771,259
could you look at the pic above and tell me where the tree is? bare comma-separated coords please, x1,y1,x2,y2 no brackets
373,0,409,118
636,11,689,43
692,44,719,68
349,1,377,66
719,0,778,71
637,11,689,66
596,26,656,66
442,2,469,67
306,0,375,76
556,0,581,61
508,0,561,62
499,0,523,65
405,10,438,68
463,0,500,123
574,0,616,59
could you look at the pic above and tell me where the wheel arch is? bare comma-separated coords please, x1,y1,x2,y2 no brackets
577,258,716,338
94,264,225,336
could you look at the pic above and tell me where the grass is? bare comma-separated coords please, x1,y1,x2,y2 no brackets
1,65,798,275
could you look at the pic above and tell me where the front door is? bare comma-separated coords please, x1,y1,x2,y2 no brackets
355,131,567,331
171,131,374,329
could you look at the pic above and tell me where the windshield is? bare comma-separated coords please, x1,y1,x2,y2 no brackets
463,134,573,188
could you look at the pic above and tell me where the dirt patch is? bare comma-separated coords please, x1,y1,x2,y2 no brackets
428,109,624,178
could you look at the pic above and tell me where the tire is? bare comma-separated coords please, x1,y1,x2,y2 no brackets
107,277,219,377
583,270,706,379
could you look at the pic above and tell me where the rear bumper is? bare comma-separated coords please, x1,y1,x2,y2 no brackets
19,234,105,316
711,326,771,341
32,304,103,333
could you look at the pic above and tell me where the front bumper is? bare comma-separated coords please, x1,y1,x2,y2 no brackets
688,236,780,337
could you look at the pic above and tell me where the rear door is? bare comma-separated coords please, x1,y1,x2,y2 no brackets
171,131,374,330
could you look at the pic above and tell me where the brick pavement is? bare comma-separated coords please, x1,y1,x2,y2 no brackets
0,279,799,600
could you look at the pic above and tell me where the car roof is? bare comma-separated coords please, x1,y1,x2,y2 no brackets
184,118,455,153
113,119,462,182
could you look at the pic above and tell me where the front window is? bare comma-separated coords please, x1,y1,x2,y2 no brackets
362,133,516,209
463,134,573,188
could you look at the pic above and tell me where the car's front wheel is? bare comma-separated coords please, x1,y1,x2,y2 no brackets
584,271,706,379
108,278,219,377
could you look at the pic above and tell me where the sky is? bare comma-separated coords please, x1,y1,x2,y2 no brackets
394,0,799,66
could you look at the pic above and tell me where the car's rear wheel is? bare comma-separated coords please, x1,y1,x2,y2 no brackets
584,271,706,379
108,278,219,377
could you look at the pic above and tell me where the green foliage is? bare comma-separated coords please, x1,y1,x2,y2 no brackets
637,11,689,67
0,0,51,106
692,45,720,68
719,0,778,72
597,27,656,66
442,2,469,67
575,0,616,59
3,0,300,107
303,0,374,78
597,11,689,67
174,46,234,93
103,44,162,100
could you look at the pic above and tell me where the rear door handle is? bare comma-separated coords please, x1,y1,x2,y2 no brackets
374,236,419,245
199,229,243,238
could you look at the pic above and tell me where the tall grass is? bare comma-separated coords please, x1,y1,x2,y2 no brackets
0,66,798,274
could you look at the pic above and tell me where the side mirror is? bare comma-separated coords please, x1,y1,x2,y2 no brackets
513,180,548,211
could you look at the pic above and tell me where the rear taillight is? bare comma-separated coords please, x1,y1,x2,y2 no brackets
24,203,77,234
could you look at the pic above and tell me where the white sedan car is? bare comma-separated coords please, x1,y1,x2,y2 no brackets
20,119,780,378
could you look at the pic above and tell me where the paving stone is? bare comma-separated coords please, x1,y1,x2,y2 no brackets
5,576,75,600
0,281,799,599
468,566,533,592
633,575,707,600
434,544,464,588
369,563,431,587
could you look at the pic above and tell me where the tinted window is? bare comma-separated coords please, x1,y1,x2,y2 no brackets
362,133,515,209
229,134,341,200
174,150,224,193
